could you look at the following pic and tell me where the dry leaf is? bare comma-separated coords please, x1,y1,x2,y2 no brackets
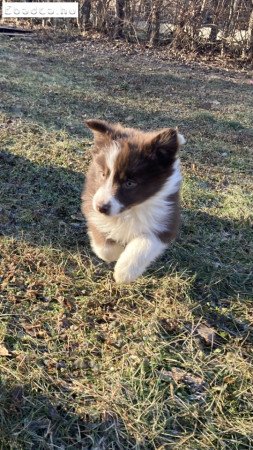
159,367,186,382
159,367,207,393
184,374,207,393
0,344,9,356
197,324,216,345
170,367,186,382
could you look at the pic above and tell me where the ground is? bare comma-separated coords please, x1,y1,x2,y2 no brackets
0,31,253,450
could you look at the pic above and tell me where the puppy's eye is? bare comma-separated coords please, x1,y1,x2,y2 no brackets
123,180,137,189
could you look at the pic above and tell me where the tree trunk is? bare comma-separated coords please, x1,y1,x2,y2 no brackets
189,1,202,50
115,0,125,38
248,2,253,59
172,0,189,49
210,0,219,42
146,0,152,40
149,0,162,46
96,0,107,32
81,0,92,31
210,24,218,42
221,0,239,55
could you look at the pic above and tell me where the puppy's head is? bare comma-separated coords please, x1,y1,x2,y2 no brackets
86,119,185,216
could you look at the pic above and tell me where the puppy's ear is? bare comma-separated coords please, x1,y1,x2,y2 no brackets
85,119,114,136
146,128,185,165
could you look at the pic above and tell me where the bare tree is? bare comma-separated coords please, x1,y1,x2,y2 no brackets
115,0,125,37
188,0,203,50
80,0,92,31
248,0,253,58
148,0,162,45
3,0,252,64
209,0,220,43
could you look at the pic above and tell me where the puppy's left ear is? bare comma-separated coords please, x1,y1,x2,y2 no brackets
148,128,186,165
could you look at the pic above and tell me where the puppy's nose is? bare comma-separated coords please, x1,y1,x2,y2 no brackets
98,203,110,215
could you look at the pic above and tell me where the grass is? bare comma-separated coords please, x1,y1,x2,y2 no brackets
0,31,253,449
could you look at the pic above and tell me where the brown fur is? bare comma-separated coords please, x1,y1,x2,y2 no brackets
157,191,180,243
82,119,182,251
82,120,179,214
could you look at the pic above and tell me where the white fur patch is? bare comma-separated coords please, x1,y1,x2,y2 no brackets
89,159,182,245
92,142,123,215
178,133,186,146
114,234,167,283
89,232,124,262
106,142,120,171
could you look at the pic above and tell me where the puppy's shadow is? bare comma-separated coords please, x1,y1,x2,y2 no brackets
0,380,121,449
155,209,252,302
0,150,87,249
1,149,251,304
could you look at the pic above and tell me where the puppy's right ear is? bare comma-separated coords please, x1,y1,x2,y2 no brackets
85,119,126,143
85,119,114,136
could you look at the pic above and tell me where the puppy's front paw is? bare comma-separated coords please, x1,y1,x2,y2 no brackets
113,264,139,284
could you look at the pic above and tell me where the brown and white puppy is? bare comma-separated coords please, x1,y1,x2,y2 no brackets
81,119,185,283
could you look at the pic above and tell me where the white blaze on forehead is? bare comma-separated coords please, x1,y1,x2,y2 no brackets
93,142,123,216
106,142,121,171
